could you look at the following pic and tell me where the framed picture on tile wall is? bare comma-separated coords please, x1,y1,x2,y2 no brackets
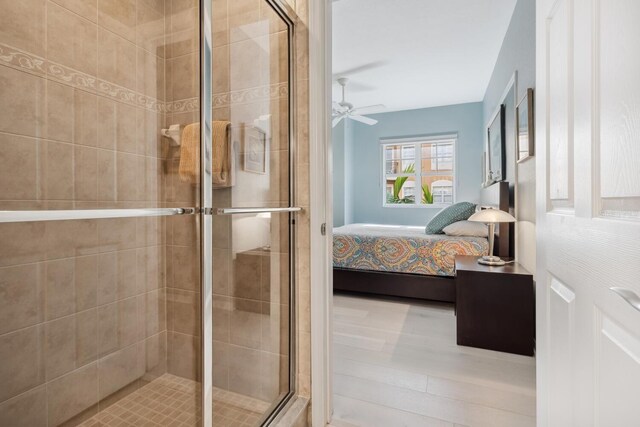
244,126,268,174
516,88,535,162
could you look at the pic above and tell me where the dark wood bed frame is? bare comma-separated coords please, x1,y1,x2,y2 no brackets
333,182,511,302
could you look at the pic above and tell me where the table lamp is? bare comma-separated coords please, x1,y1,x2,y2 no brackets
468,208,516,266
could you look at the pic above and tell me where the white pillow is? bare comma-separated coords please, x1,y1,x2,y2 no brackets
442,220,488,237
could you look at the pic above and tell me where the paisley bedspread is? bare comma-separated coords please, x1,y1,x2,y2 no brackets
333,224,489,277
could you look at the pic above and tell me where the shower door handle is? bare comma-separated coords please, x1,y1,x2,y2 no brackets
212,207,303,215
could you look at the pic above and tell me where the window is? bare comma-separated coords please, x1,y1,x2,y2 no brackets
382,136,456,206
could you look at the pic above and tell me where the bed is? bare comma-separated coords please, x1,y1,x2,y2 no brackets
333,182,511,302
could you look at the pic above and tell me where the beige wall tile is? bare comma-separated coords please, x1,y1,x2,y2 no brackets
0,325,45,403
212,339,229,389
137,246,163,293
45,315,76,380
229,298,262,349
137,47,165,100
212,248,230,295
137,0,166,57
97,149,116,201
51,0,98,22
97,218,137,251
0,386,47,427
233,251,261,300
212,0,229,46
75,255,98,311
213,44,229,95
228,0,261,43
98,302,118,357
74,90,99,147
45,219,99,260
269,30,289,84
0,65,46,137
144,331,167,379
118,296,140,347
41,140,74,200
171,245,199,291
97,27,137,90
98,0,137,43
0,133,40,200
167,288,200,335
168,0,198,58
76,308,99,366
144,288,166,337
97,97,117,150
117,249,139,299
229,37,267,90
0,0,46,56
167,331,200,380
137,217,163,248
116,152,140,201
75,145,99,201
259,351,282,401
116,103,139,154
0,222,47,267
136,109,162,157
227,344,261,398
261,302,289,355
0,263,45,335
169,53,198,100
45,258,76,320
47,2,97,75
45,80,75,142
46,362,99,426
97,252,117,305
213,295,231,343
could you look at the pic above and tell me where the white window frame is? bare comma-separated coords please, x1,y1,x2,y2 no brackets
381,135,457,208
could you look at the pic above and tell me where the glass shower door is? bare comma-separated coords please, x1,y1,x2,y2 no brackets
0,0,205,425
210,0,297,424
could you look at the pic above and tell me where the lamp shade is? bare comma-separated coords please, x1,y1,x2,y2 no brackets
468,208,516,223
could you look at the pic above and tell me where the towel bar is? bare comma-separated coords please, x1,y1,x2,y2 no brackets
0,208,197,223
213,207,302,215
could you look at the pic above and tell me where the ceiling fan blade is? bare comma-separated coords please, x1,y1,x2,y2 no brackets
332,115,345,128
351,104,386,114
349,115,378,126
332,61,389,78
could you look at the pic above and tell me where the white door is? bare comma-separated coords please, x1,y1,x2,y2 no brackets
536,0,640,426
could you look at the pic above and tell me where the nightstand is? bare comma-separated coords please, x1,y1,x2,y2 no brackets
455,255,535,356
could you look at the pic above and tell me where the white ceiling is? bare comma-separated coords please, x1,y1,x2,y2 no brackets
332,0,518,112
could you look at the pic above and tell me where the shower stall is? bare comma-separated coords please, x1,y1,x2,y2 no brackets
0,0,299,425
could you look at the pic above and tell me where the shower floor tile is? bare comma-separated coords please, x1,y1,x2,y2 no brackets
77,374,267,427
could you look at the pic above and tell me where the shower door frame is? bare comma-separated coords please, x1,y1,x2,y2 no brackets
200,0,213,425
202,0,299,425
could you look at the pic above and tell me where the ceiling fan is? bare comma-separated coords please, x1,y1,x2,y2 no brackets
332,77,385,128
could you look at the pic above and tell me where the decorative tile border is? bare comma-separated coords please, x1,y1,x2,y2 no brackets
0,42,163,113
0,44,47,77
166,97,200,114
213,81,289,108
1,42,289,116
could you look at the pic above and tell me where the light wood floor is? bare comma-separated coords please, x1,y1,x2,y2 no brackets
330,294,536,427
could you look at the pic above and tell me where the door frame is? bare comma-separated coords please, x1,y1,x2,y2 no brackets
309,0,333,425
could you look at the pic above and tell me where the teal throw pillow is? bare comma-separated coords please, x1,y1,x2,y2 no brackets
425,202,477,234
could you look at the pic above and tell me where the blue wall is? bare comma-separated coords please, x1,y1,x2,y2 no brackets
482,0,536,274
332,120,346,227
332,120,355,227
333,102,484,226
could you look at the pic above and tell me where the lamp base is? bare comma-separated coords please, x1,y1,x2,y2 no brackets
477,255,506,266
